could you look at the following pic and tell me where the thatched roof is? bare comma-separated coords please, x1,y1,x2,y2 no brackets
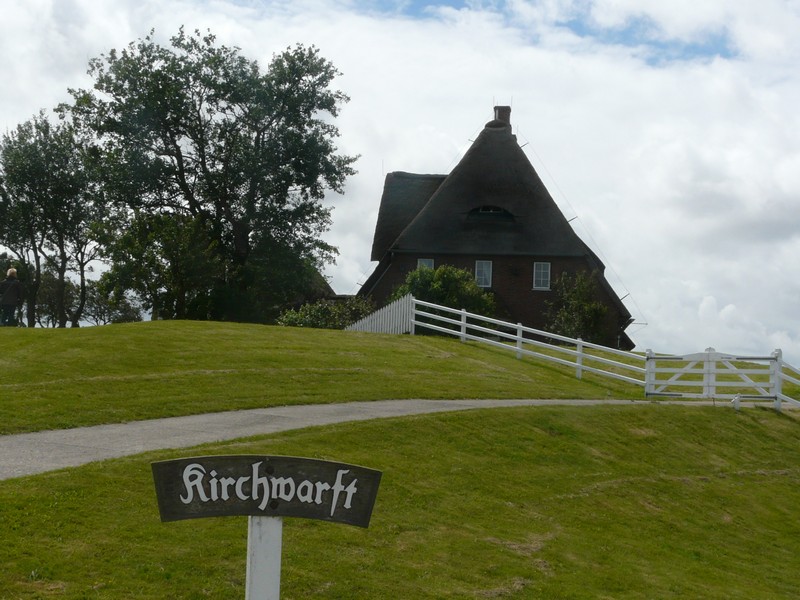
371,112,600,263
370,172,445,261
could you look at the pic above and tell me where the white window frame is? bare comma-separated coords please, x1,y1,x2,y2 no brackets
417,258,434,270
533,262,551,290
475,260,493,288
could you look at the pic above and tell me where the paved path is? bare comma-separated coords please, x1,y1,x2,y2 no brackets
0,398,757,481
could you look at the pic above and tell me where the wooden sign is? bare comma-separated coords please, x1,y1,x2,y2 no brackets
152,455,382,528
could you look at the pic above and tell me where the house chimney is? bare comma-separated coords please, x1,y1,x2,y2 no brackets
494,105,511,124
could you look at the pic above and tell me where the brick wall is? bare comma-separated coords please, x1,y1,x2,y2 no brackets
363,253,629,347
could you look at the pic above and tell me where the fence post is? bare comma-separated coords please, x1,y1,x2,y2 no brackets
645,349,655,396
576,338,584,379
703,347,716,399
771,348,783,411
409,295,416,335
460,309,467,342
516,323,523,359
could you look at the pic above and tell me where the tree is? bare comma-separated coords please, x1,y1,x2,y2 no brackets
83,279,142,326
389,265,495,316
65,28,357,322
0,116,49,327
0,112,104,327
98,212,222,320
33,268,77,328
544,270,608,342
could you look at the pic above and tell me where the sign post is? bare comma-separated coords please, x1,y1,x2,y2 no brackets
246,516,282,600
152,455,381,598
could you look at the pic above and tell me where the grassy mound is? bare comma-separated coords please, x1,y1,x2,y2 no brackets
0,320,640,434
1,405,799,598
2,321,798,597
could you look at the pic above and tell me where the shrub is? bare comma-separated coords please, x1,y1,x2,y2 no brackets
389,265,495,316
277,296,375,329
545,270,608,342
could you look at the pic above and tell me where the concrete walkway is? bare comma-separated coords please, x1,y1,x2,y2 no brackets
0,398,754,481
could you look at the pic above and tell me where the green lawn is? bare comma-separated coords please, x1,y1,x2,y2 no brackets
1,321,799,598
0,321,640,434
1,406,799,598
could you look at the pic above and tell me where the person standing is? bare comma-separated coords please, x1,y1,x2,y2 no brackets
0,268,23,326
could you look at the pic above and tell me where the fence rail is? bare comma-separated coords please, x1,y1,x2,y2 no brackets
411,297,646,387
345,295,800,410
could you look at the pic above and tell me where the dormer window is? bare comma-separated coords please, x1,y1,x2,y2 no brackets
467,206,515,222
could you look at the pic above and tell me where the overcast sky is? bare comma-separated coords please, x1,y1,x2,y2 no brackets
2,0,800,362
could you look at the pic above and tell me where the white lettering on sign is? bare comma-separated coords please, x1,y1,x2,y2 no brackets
179,461,359,517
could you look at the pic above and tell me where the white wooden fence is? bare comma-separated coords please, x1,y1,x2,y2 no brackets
645,347,800,410
346,293,415,335
346,295,800,410
347,294,645,387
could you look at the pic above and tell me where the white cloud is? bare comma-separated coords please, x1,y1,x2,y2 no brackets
2,0,799,362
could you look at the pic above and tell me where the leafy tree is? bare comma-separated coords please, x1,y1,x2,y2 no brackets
64,28,357,322
389,265,495,316
277,296,375,329
34,268,77,328
544,270,608,342
0,115,50,327
83,279,142,326
98,212,222,320
0,112,105,327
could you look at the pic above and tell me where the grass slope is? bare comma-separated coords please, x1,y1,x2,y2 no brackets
1,406,799,598
0,321,640,434
2,321,799,598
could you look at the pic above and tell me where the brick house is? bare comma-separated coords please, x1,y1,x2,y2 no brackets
358,106,634,349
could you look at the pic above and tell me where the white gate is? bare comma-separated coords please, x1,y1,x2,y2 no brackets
644,347,789,408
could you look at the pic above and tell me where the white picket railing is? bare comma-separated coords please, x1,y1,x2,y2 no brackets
345,293,415,335
346,295,800,410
